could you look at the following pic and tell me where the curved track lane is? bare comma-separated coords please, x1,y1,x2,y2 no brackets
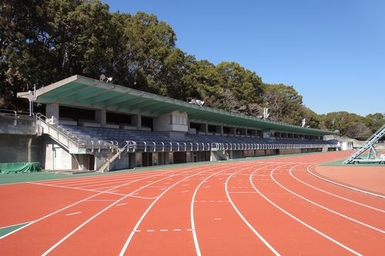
0,152,384,255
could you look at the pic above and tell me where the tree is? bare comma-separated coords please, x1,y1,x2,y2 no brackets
121,12,177,94
0,0,118,109
365,113,385,134
45,0,118,78
320,111,371,139
299,106,321,129
0,0,51,109
262,83,303,124
184,59,220,105
202,62,264,115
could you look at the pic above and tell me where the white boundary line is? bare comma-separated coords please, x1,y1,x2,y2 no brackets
42,172,181,255
0,171,173,240
307,165,385,199
118,168,213,256
190,169,227,256
289,165,385,212
270,165,385,234
249,163,362,255
226,163,281,255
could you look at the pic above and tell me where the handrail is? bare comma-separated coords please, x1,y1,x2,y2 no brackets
96,140,137,172
35,113,115,151
0,109,18,126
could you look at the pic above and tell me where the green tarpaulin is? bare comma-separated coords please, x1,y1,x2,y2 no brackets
0,162,42,174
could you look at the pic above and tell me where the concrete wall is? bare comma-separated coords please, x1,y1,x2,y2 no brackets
153,111,188,132
0,114,36,135
0,134,41,163
42,136,73,170
0,114,42,164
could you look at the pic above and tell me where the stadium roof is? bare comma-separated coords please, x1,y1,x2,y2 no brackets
18,75,334,136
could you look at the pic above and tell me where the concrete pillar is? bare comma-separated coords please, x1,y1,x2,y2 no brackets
203,123,208,135
96,109,106,126
136,114,142,129
230,127,236,136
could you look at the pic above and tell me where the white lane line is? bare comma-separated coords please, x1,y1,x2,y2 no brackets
0,221,32,230
27,182,126,196
226,166,280,256
190,169,230,256
272,166,385,234
119,169,212,256
307,165,385,200
134,228,190,233
116,203,127,206
291,165,385,212
86,200,116,202
66,212,82,216
1,172,169,240
249,164,362,255
40,172,178,256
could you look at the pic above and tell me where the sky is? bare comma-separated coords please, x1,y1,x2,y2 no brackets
102,0,385,116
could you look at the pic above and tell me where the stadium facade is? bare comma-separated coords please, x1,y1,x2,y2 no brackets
1,75,339,172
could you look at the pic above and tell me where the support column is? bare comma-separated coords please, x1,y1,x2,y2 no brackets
132,114,141,129
96,109,107,126
203,123,208,135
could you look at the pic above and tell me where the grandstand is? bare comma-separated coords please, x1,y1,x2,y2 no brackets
3,75,339,172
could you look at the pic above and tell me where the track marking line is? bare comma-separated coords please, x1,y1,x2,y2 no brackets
288,165,385,212
85,200,117,202
0,221,32,230
1,171,164,240
134,228,190,233
66,212,82,216
225,166,281,256
249,164,362,255
190,169,233,256
119,169,213,256
27,182,126,196
307,165,385,200
116,203,127,206
272,167,385,234
128,195,157,200
38,172,179,255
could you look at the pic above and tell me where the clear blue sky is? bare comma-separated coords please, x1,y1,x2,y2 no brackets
103,0,384,116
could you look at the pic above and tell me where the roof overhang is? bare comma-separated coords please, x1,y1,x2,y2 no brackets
18,75,334,136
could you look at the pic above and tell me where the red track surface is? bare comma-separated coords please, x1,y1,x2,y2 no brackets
1,151,384,255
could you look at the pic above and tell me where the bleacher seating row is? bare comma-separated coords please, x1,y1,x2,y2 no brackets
56,125,338,152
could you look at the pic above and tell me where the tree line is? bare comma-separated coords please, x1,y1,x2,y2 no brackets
1,0,384,139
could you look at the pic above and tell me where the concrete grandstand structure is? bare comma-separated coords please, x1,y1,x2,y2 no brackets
11,75,339,172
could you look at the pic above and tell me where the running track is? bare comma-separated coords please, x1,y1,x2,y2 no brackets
1,151,384,255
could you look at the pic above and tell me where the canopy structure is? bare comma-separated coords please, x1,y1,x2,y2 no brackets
18,75,334,136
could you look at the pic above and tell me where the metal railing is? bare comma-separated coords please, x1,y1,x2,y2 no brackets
35,113,115,153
